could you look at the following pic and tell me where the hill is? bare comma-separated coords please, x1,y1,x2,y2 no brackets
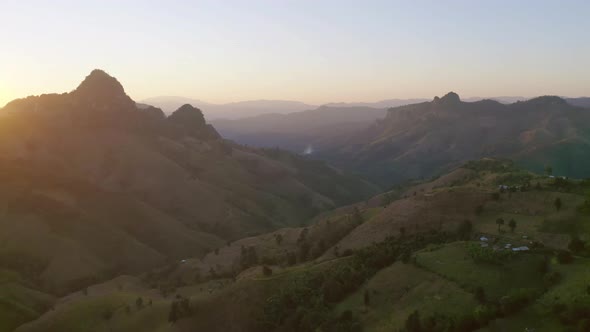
15,159,590,332
140,96,317,120
0,70,378,313
315,92,590,187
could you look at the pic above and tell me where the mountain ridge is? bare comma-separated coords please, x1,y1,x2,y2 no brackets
0,69,379,295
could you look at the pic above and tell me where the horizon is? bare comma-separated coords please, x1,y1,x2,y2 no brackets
3,68,586,110
2,0,590,107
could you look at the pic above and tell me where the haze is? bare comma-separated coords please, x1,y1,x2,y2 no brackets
2,0,590,108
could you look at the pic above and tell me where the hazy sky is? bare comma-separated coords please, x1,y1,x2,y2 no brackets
2,0,589,107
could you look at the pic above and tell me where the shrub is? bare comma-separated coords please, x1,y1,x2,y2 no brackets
557,250,574,264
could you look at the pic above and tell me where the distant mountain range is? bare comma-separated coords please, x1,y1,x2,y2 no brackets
319,92,590,186
211,105,388,153
217,92,590,187
142,95,590,124
139,96,317,120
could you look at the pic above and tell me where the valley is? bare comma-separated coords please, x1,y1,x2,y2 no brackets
4,152,590,331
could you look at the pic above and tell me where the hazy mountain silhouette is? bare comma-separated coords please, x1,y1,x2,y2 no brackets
212,105,388,153
314,92,590,186
323,98,429,108
0,70,378,292
565,97,590,108
140,96,317,120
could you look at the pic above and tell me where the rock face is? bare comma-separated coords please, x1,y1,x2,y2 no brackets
71,69,134,107
438,91,461,106
168,104,207,126
168,104,221,139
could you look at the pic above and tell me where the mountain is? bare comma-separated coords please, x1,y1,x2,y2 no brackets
0,70,378,298
314,92,590,187
463,96,529,103
323,98,429,108
140,96,317,120
464,96,590,107
565,97,590,108
16,159,590,332
211,105,388,153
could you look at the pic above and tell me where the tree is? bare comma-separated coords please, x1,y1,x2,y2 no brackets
136,297,143,309
554,197,562,211
509,219,517,233
405,310,422,332
351,207,364,225
475,205,484,215
287,252,297,266
363,289,370,306
399,227,406,237
275,234,283,245
168,302,178,323
102,309,113,321
240,246,259,269
475,286,486,303
297,228,308,244
496,218,505,232
557,250,573,264
568,236,585,253
456,220,473,240
545,165,553,176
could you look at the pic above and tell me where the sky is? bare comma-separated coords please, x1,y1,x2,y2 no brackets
1,0,590,107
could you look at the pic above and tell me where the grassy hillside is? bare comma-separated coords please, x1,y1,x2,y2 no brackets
0,70,378,330
316,93,590,187
6,144,590,331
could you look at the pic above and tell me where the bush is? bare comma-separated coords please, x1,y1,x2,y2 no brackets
499,288,537,315
568,237,586,254
456,220,473,240
543,271,562,287
557,250,574,264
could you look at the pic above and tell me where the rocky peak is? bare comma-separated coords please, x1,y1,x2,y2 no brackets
71,69,134,107
167,104,220,140
168,104,206,127
440,92,461,104
432,92,462,109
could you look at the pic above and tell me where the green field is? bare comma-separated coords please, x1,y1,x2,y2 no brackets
336,262,477,332
415,242,546,300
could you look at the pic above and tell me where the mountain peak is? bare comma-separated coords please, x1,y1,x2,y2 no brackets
432,92,461,108
168,104,206,127
523,95,568,106
440,91,460,103
168,104,221,139
72,69,133,106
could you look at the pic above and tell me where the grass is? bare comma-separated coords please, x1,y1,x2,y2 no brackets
537,257,590,308
335,262,477,332
15,292,141,332
0,283,54,332
478,257,590,332
473,190,586,249
415,242,546,300
476,306,563,332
